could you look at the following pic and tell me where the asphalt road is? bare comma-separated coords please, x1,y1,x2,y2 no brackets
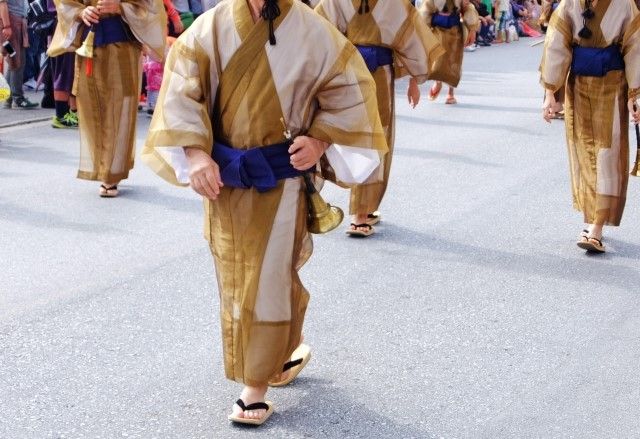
2,40,640,439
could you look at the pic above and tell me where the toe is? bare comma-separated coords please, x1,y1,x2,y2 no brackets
231,403,244,418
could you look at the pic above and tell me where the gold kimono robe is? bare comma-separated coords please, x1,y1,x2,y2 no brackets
540,0,559,26
48,0,166,184
143,0,386,386
540,0,640,226
316,0,444,215
419,0,479,88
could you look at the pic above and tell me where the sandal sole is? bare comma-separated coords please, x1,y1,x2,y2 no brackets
228,401,274,426
576,241,605,253
269,344,311,387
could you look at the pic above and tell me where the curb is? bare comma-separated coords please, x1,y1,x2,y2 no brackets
0,115,52,129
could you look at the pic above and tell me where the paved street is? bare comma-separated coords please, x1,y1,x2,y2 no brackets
2,40,640,439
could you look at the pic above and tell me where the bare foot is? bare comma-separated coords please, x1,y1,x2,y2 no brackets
230,385,268,421
347,214,375,236
587,224,604,241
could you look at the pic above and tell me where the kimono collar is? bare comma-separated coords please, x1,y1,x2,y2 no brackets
234,0,293,42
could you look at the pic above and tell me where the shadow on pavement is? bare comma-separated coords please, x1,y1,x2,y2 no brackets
0,142,76,166
394,146,503,168
0,199,133,235
125,184,202,211
395,114,542,137
229,377,436,439
375,223,640,292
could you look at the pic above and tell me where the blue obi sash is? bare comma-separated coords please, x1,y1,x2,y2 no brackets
431,13,460,29
83,17,134,47
571,45,624,77
355,45,393,72
552,2,559,10
212,141,309,192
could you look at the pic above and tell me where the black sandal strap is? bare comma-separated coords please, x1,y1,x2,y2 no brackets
235,399,269,412
282,358,303,372
243,401,270,411
101,184,117,190
354,223,372,230
367,213,379,219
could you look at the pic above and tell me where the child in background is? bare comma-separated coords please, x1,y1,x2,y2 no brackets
143,37,175,116
494,0,511,43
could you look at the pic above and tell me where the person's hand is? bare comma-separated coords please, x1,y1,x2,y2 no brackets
184,147,224,200
81,6,100,26
1,25,12,40
542,89,557,123
628,98,640,124
288,136,328,171
173,18,184,34
97,0,121,15
407,77,420,108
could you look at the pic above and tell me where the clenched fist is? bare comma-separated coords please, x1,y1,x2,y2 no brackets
288,136,329,171
184,147,224,200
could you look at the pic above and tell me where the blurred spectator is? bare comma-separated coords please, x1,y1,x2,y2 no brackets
143,37,175,116
493,0,512,43
202,0,221,11
1,0,38,108
164,0,183,36
471,0,494,46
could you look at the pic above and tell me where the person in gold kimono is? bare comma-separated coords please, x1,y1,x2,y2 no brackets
540,0,565,119
315,0,445,236
48,0,166,197
541,0,640,253
143,0,387,425
419,0,479,105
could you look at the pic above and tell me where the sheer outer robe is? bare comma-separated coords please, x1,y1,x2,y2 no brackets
142,0,386,386
316,0,444,214
48,0,166,184
540,0,558,25
540,0,640,226
419,0,479,87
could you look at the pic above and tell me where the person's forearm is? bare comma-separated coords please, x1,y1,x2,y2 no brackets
0,2,11,28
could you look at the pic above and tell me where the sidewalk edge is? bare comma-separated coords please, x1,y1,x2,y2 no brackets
0,116,51,129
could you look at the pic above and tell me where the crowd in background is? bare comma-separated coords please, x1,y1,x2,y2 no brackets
1,0,547,125
464,0,545,51
0,0,220,127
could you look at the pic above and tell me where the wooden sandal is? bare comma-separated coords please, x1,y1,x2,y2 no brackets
577,236,605,253
228,399,274,426
99,184,119,198
346,223,374,237
445,96,457,105
366,211,381,226
269,343,311,387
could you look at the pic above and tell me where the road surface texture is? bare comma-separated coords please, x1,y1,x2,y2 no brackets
2,40,640,438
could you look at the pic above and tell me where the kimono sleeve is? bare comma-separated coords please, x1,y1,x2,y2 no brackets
622,3,640,100
392,0,445,83
307,43,388,186
121,0,167,61
462,2,480,32
314,0,349,33
47,0,85,56
417,0,436,24
539,0,573,92
142,30,216,186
